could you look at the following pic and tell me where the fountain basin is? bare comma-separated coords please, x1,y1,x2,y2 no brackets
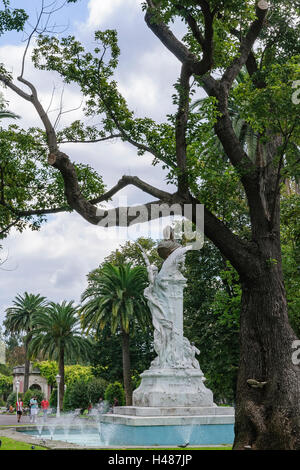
100,407,234,446
16,406,235,447
17,421,234,447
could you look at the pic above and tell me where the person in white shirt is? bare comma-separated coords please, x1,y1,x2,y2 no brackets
29,396,38,424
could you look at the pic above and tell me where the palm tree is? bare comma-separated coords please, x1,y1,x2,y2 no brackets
28,300,91,411
0,109,20,120
4,292,48,392
0,92,20,120
81,263,150,406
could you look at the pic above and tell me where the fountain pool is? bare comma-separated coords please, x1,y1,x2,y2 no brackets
18,421,234,447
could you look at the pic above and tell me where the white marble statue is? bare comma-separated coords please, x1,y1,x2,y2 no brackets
138,236,201,371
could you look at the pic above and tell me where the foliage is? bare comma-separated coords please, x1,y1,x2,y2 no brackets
0,373,12,398
49,388,57,408
89,325,155,384
0,363,11,376
281,192,300,336
1,329,25,367
63,376,108,411
33,360,95,387
81,263,150,336
86,377,108,404
6,391,18,408
0,1,27,36
184,241,240,403
104,237,162,269
0,125,106,239
63,380,90,412
104,381,125,406
28,301,91,364
131,374,141,391
4,292,48,336
65,364,94,385
32,361,58,388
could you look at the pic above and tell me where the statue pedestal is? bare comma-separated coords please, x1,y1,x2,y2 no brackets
133,368,215,408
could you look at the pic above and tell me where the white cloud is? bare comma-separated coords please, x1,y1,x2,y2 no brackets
85,0,142,29
0,212,125,324
0,3,181,328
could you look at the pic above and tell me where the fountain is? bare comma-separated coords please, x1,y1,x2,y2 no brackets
99,229,235,446
18,229,234,447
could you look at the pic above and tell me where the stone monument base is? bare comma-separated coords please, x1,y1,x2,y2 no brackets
132,368,214,407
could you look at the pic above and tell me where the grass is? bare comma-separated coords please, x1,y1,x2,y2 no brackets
102,447,232,450
0,435,231,450
0,436,47,451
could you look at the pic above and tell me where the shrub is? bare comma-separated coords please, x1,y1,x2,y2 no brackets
87,378,108,405
0,373,13,400
6,392,18,409
50,388,57,408
63,380,89,412
104,382,125,406
131,374,141,391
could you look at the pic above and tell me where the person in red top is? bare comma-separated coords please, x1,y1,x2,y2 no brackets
16,399,23,423
41,398,49,421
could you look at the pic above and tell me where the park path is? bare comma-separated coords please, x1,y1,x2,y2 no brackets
0,413,32,427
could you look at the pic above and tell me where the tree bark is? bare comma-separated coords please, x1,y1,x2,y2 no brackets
234,263,300,450
23,355,30,393
121,329,132,406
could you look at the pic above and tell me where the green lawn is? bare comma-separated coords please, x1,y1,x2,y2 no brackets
0,436,47,450
0,435,231,450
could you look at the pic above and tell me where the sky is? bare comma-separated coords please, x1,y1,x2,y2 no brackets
0,0,195,326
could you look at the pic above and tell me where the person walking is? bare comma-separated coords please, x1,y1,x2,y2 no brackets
29,396,38,424
41,398,49,422
16,399,23,423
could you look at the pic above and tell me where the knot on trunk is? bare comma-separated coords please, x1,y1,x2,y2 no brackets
247,378,268,389
48,153,57,165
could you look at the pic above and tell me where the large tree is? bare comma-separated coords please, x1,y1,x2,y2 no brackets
0,0,299,449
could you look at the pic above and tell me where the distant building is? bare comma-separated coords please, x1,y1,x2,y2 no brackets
12,363,51,400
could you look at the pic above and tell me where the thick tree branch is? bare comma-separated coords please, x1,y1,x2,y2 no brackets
90,175,174,205
221,2,269,91
145,1,214,76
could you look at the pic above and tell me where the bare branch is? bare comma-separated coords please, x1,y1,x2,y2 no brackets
58,133,122,144
0,217,21,238
90,175,174,205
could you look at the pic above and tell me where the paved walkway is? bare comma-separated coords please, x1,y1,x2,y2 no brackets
0,413,36,427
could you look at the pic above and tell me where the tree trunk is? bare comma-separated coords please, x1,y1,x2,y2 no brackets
58,347,65,411
121,329,132,406
233,258,300,449
24,337,30,393
23,355,30,393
